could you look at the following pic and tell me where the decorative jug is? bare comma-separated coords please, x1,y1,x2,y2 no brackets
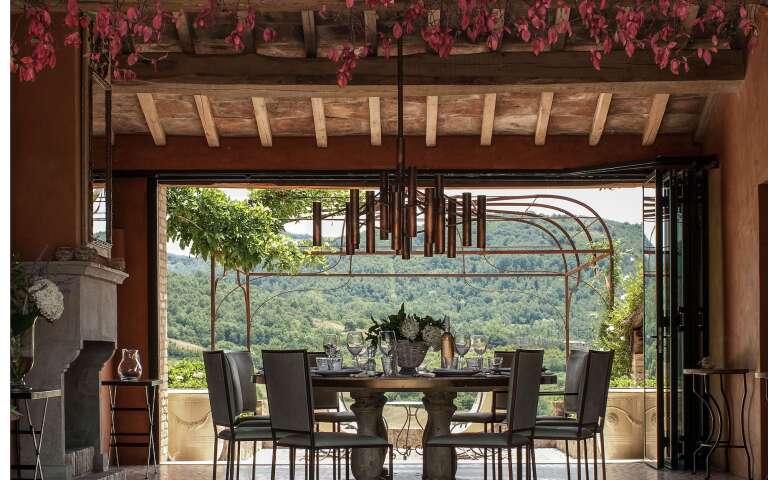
117,349,143,380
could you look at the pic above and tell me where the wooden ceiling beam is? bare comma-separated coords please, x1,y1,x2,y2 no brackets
552,6,571,51
426,95,439,147
368,96,382,146
136,93,166,146
193,94,220,147
301,10,317,58
311,97,328,148
113,51,745,97
535,92,554,146
480,93,497,146
175,12,195,54
364,11,378,55
251,97,273,147
642,94,670,146
589,93,613,146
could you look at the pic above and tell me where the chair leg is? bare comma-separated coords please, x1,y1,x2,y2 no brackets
237,442,241,480
389,445,394,480
599,433,606,480
583,440,589,480
271,443,277,480
592,436,598,480
213,435,219,480
225,441,231,480
483,423,488,480
526,445,531,480
507,448,513,480
345,449,350,480
517,446,523,480
530,442,537,480
309,450,315,480
289,448,295,480
576,439,582,480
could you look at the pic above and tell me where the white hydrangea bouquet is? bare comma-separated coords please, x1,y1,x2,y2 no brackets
366,303,446,374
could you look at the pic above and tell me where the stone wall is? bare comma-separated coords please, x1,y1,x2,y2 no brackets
157,186,169,462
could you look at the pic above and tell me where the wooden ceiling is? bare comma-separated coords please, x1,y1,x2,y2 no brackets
89,1,756,150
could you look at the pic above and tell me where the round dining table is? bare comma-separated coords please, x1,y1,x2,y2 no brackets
255,372,558,480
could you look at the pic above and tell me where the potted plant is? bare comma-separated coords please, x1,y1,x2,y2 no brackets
366,303,445,375
11,257,64,390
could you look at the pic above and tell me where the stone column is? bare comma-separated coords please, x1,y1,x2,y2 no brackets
349,391,388,480
422,391,457,480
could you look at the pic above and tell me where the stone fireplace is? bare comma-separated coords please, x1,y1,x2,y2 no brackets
20,261,128,480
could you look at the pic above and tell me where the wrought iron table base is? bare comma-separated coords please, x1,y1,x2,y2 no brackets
11,398,50,480
690,371,752,480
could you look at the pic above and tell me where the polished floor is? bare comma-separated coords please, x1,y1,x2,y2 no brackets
121,462,741,480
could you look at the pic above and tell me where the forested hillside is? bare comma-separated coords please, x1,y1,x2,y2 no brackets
167,216,643,374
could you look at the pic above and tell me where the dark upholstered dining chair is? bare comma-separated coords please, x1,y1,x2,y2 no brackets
533,350,614,480
428,349,545,480
203,350,277,480
262,350,393,480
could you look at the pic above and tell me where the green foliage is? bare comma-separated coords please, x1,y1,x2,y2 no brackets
167,358,207,389
596,259,644,379
609,375,655,388
166,188,345,272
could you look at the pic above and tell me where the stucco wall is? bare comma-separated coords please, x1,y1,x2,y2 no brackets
703,7,768,479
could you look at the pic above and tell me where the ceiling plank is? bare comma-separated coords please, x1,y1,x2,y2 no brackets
311,97,327,148
136,93,166,146
175,12,195,54
301,10,317,58
552,6,571,51
364,11,378,55
642,94,671,146
535,92,554,146
480,93,497,146
251,97,273,147
589,93,613,146
694,94,717,144
193,94,220,147
426,95,439,147
114,51,745,98
368,96,382,146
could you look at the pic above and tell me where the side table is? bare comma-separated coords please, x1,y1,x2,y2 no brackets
101,379,162,479
684,368,752,480
11,389,62,480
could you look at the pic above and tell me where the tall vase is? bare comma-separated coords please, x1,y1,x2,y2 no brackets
11,319,37,391
117,349,143,380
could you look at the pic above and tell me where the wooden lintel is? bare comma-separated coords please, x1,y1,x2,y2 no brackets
136,93,166,146
535,92,554,146
113,51,745,98
311,97,327,148
193,94,220,147
368,96,382,146
642,94,671,146
480,93,497,146
589,93,613,146
426,95,438,147
251,97,273,147
301,10,317,58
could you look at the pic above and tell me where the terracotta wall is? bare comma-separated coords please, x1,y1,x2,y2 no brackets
703,7,768,479
10,14,84,260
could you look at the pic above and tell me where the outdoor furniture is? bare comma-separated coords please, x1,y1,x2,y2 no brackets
203,351,275,480
534,350,614,480
102,378,162,479
428,350,545,480
225,351,271,426
684,368,753,480
388,400,425,458
11,388,61,480
255,368,557,480
261,350,394,480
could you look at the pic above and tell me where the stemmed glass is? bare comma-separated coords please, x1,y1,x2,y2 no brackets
346,331,365,369
471,334,488,370
323,333,340,358
379,331,396,375
454,332,471,369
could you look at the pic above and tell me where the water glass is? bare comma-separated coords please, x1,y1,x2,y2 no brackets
454,332,471,366
491,357,503,370
317,357,330,371
323,333,340,358
379,331,396,357
471,334,488,368
444,357,459,370
381,356,394,376
347,331,365,366
329,357,342,371
465,357,482,370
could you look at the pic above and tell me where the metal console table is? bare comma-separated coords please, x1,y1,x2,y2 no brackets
102,379,162,479
11,389,61,480
684,368,752,480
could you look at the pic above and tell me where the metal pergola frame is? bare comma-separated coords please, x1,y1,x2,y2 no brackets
208,193,616,354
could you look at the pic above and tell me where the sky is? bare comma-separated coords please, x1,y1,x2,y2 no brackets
167,186,642,256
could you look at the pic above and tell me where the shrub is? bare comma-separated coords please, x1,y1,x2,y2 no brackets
168,358,207,389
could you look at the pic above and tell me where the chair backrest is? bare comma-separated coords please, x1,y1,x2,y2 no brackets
226,350,258,412
307,351,340,410
564,349,589,414
262,350,315,434
505,349,545,434
575,350,614,429
492,351,517,411
202,350,242,428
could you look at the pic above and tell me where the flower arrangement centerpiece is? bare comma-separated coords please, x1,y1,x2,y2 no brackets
367,303,445,375
11,257,64,390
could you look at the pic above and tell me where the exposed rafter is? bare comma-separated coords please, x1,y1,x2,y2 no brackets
301,10,317,58
589,93,613,146
480,93,497,146
136,93,166,146
642,94,670,146
368,96,382,146
426,95,438,147
251,97,273,147
194,94,220,147
535,92,554,146
311,97,327,148
694,94,717,144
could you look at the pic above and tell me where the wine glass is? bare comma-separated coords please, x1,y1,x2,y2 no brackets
471,334,488,370
454,332,471,368
323,333,340,358
379,331,397,376
346,331,365,368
